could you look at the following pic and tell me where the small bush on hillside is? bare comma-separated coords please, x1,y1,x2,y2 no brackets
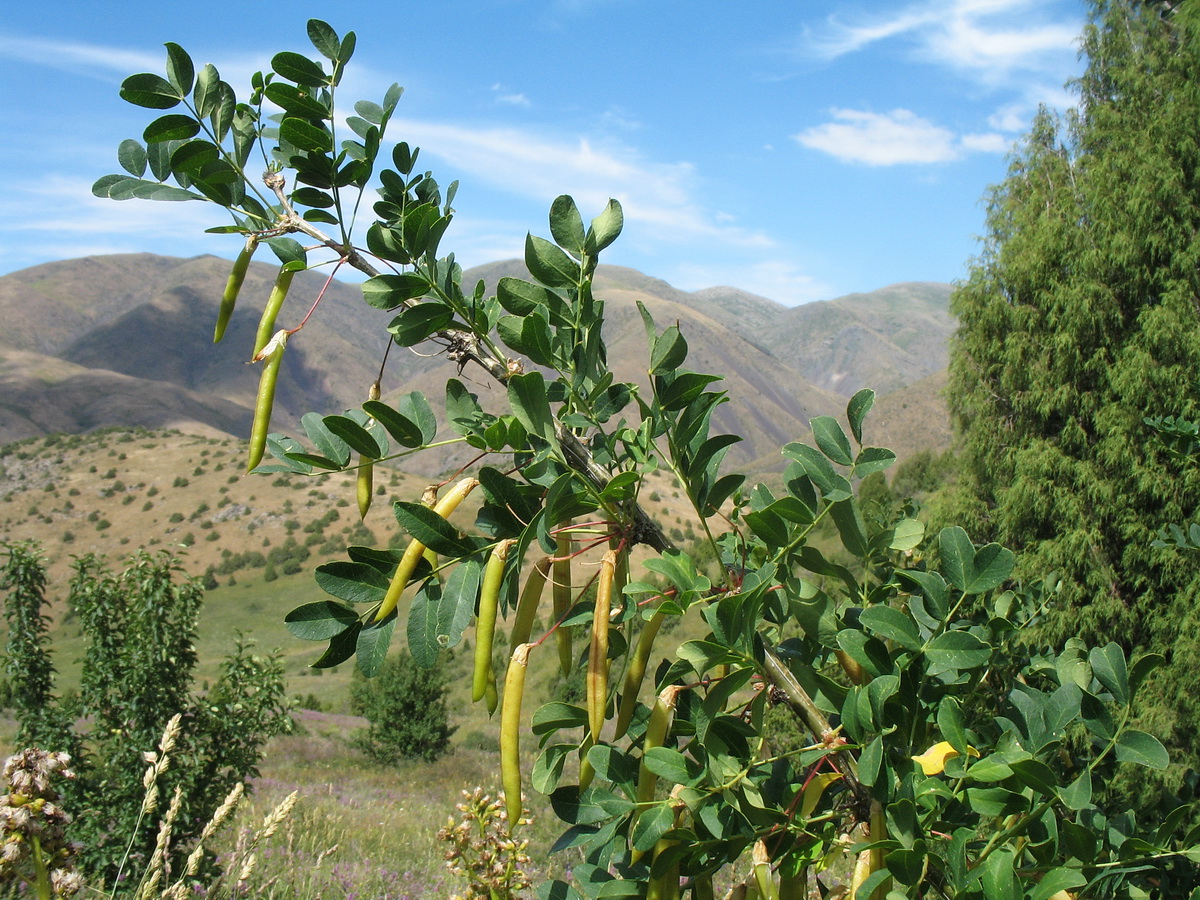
350,653,455,764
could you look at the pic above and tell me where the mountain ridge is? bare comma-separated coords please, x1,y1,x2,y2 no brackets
0,253,956,470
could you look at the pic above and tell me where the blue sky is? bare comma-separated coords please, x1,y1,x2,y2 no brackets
0,0,1086,304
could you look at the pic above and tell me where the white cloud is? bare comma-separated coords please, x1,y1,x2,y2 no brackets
807,0,1080,81
795,109,1012,166
490,82,531,107
801,0,1083,135
671,260,831,307
0,174,229,272
960,132,1010,154
0,33,162,80
393,118,773,248
794,109,958,166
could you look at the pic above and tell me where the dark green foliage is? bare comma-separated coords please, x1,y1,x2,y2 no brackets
349,652,455,764
0,544,77,754
946,0,1200,775
889,448,956,499
0,547,292,883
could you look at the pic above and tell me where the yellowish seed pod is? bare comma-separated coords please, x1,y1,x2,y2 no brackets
868,800,889,900
778,868,805,900
836,649,866,686
246,330,287,473
500,642,532,830
752,840,780,900
631,684,682,863
356,381,381,520
510,556,550,654
614,608,667,740
692,874,716,900
473,540,514,703
420,484,440,580
579,733,595,790
588,549,618,743
253,265,298,358
373,478,479,623
485,674,498,716
214,235,257,343
356,459,374,519
553,532,574,676
646,792,686,900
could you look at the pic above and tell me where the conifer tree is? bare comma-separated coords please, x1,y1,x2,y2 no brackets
947,0,1200,774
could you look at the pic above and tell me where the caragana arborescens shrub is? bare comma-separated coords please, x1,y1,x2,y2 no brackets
94,20,1200,898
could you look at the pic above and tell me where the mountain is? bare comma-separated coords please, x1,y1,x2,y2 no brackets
0,254,955,472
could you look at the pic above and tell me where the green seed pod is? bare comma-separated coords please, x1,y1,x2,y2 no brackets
553,532,574,676
356,380,382,520
246,330,287,473
473,540,513,703
253,265,298,358
631,684,682,863
614,608,667,740
356,459,374,519
587,549,618,743
374,478,479,623
509,556,550,654
752,840,780,900
214,235,257,343
500,642,532,829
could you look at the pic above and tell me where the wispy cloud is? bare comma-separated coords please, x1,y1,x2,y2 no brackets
0,173,227,275
794,108,1006,166
806,0,1080,80
671,259,831,307
491,83,531,107
394,118,772,248
801,0,1082,136
0,32,162,80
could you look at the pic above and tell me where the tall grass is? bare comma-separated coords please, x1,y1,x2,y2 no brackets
212,710,572,899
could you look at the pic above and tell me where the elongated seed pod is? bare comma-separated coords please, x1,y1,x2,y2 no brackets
419,484,440,579
473,540,513,703
579,734,595,790
850,848,871,900
614,608,667,739
752,841,780,900
253,265,298,358
214,235,257,343
553,532,574,676
778,868,805,900
588,549,618,742
836,649,866,686
246,330,287,473
692,874,716,900
485,675,498,716
357,459,374,519
636,685,681,805
631,684,682,862
374,478,480,622
356,381,382,520
647,793,685,900
510,556,550,654
500,642,532,829
868,800,889,900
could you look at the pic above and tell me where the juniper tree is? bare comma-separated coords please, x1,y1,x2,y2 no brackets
947,0,1200,774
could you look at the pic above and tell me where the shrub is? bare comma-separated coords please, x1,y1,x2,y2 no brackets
350,653,455,764
0,546,291,882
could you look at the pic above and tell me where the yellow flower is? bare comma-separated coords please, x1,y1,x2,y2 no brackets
911,741,978,775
